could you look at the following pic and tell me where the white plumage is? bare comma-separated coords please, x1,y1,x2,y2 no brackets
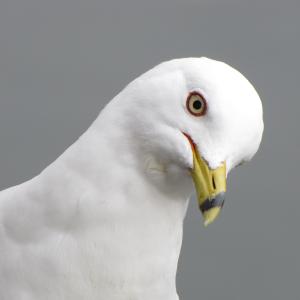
0,58,263,300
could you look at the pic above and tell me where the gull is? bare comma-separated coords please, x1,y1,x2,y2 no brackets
0,57,264,300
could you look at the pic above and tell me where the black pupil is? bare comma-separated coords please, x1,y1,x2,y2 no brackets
193,100,202,110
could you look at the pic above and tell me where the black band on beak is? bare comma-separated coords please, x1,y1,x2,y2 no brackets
199,192,225,213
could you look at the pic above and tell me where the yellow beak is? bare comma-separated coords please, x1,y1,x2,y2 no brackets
184,133,227,226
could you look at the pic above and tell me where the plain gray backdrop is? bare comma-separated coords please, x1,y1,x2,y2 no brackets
0,0,299,299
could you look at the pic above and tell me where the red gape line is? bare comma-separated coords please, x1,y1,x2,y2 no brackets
182,132,197,153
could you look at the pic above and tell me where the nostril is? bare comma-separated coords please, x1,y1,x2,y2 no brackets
212,176,216,190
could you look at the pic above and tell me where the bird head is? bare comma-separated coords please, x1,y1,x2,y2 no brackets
107,57,264,226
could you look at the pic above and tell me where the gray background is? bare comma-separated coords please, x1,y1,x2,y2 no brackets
0,0,299,299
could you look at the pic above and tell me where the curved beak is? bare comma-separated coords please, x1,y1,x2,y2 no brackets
183,133,226,226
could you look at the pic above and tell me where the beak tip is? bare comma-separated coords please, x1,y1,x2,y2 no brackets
203,219,211,227
202,205,223,226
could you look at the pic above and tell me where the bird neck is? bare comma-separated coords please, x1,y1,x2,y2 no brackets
38,105,191,299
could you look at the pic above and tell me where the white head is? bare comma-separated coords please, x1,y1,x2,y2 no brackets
101,57,264,224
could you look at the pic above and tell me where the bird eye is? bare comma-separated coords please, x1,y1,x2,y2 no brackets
186,92,207,116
